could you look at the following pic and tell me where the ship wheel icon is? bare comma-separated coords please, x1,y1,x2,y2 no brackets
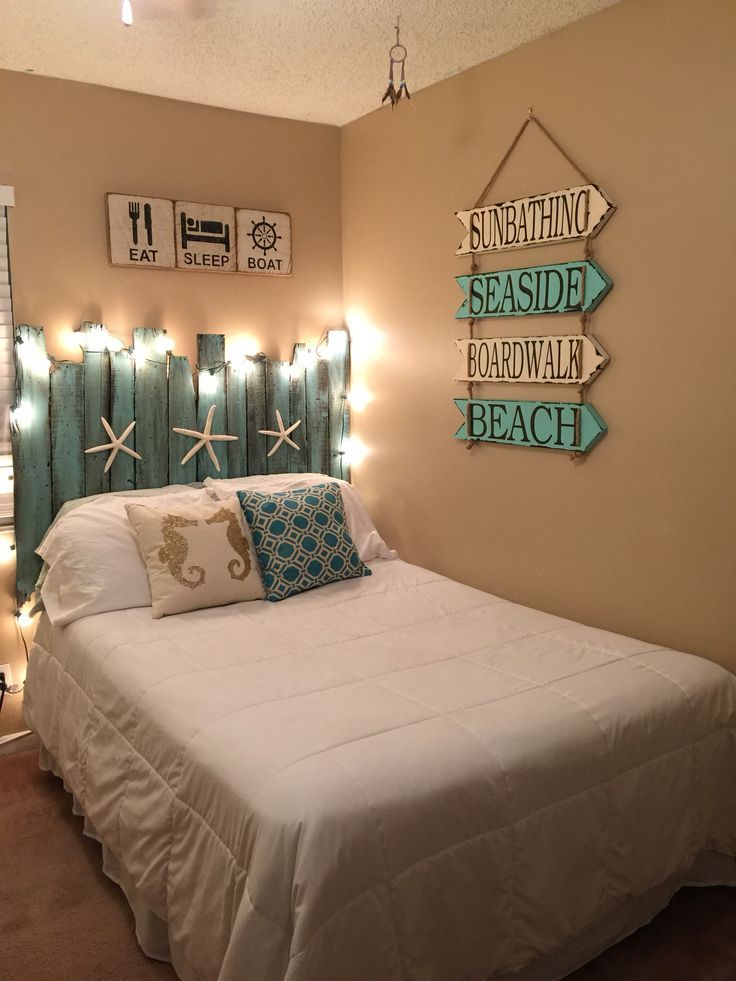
248,217,281,256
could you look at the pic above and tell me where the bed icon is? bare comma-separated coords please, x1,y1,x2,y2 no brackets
180,211,231,252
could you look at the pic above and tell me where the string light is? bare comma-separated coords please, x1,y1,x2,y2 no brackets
231,357,255,376
346,310,383,363
156,335,175,353
122,0,134,26
326,330,349,359
72,325,125,353
16,606,34,629
199,371,218,395
340,437,369,466
10,402,33,429
61,329,81,352
17,339,51,377
132,347,147,367
227,336,260,375
348,385,373,412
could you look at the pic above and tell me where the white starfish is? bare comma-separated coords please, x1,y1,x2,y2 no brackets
173,404,237,473
85,418,141,473
260,410,301,458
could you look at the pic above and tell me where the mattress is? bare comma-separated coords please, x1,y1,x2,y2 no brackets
24,558,736,981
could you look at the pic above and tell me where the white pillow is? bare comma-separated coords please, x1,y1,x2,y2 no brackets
39,486,212,625
126,496,264,618
203,474,396,562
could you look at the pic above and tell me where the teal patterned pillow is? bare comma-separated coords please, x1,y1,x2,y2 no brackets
237,482,371,602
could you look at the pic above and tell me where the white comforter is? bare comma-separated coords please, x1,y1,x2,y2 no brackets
24,559,736,981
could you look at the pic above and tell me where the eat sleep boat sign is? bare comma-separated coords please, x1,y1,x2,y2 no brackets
455,183,616,256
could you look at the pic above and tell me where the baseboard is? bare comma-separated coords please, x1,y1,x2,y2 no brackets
0,730,38,756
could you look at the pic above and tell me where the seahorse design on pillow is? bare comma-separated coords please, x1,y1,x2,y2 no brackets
159,514,205,589
206,507,251,581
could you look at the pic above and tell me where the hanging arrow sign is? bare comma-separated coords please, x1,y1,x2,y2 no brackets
455,335,609,385
454,398,607,452
455,260,612,319
456,184,616,256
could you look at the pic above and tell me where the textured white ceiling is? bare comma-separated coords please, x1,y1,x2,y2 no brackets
0,0,620,125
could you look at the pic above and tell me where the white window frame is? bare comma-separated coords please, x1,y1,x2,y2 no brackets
0,185,16,527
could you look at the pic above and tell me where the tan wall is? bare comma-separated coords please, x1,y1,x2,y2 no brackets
342,0,736,671
0,69,343,366
0,70,343,735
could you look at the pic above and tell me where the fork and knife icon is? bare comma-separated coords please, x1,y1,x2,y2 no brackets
129,201,153,246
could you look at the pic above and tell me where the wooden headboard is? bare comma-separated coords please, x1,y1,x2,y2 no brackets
11,323,350,601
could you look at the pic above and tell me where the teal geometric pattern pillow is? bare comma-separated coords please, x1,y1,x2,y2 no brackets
236,482,371,602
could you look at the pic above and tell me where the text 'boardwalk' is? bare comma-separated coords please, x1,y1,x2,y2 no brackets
454,335,608,385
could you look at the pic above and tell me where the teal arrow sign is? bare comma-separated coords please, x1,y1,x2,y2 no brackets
455,260,613,319
454,398,607,452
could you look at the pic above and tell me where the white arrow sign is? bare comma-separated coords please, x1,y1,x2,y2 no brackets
455,184,616,256
455,334,609,385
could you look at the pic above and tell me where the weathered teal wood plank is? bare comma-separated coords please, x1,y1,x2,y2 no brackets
196,334,229,480
83,350,111,496
133,327,168,489
246,359,268,475
109,351,136,492
11,325,52,601
455,260,613,319
288,344,308,474
305,354,330,476
50,362,85,513
266,360,291,475
226,364,248,477
168,355,197,485
326,330,350,480
453,398,607,453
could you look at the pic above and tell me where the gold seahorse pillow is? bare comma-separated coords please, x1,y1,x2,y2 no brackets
126,496,264,618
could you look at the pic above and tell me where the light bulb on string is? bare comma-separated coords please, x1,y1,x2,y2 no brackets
199,371,218,395
18,339,50,377
16,605,34,629
348,385,373,412
340,437,369,467
122,0,134,26
10,402,33,429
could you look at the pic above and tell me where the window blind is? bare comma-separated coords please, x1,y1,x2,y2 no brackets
0,205,14,525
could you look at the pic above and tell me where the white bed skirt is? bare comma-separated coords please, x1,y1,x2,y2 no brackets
38,742,736,981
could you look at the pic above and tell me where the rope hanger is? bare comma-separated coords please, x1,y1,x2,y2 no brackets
463,108,597,461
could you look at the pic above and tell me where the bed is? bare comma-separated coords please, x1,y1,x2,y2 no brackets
24,554,736,981
11,326,736,979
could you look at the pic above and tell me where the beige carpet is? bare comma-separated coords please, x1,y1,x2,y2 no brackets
1,749,735,981
0,750,175,981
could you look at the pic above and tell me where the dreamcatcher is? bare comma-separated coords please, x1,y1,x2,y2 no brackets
381,17,411,109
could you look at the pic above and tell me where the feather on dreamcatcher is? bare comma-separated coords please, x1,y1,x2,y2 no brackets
382,17,411,109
